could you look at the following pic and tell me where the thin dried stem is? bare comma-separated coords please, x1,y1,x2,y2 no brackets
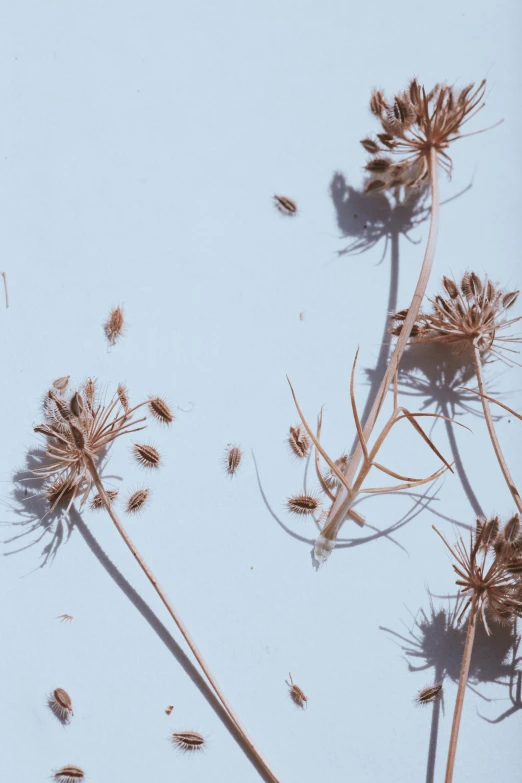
1,271,8,308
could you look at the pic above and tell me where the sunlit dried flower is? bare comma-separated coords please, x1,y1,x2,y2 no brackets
288,424,310,459
362,79,488,191
133,443,161,469
286,493,320,516
126,488,150,514
274,195,298,216
53,766,84,782
90,488,119,510
148,396,174,425
171,730,206,752
416,683,443,706
49,688,74,721
104,305,125,346
53,376,70,393
224,444,242,476
286,673,308,709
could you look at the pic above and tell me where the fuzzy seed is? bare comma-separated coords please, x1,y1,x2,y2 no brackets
133,443,161,469
274,195,297,216
288,425,310,459
416,684,443,706
286,493,320,516
90,488,119,510
503,290,519,309
504,515,521,543
442,276,459,299
53,376,70,393
286,673,308,708
117,383,129,411
49,688,74,721
104,305,125,346
365,157,392,173
148,397,174,425
53,765,84,781
126,488,150,514
225,444,242,476
171,731,206,752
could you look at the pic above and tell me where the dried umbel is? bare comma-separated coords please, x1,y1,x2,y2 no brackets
224,444,242,476
171,730,206,752
274,195,298,216
416,683,443,706
362,79,487,191
392,273,520,361
53,766,84,782
104,305,125,346
288,424,310,459
286,673,308,709
49,687,74,721
286,493,320,516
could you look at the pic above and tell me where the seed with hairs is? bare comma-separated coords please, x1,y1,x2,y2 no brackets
53,766,84,782
171,730,206,752
286,673,308,709
360,138,380,154
90,488,119,510
288,425,310,459
504,514,521,543
126,488,150,514
133,443,161,469
104,305,125,346
442,276,459,299
503,290,519,309
69,392,84,418
416,684,443,706
53,376,70,393
274,195,297,216
225,444,242,476
117,382,129,411
148,397,174,425
365,157,392,172
49,688,74,721
286,493,320,515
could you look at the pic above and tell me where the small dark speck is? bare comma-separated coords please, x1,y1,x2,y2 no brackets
363,224,368,229
24,489,28,496
353,213,358,219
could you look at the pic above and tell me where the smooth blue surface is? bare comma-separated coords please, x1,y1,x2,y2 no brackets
0,1,521,781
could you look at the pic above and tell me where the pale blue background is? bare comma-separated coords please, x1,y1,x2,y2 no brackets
0,1,521,781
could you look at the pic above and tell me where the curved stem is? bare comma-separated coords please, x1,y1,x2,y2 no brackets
444,601,477,783
472,345,522,513
84,455,280,783
320,147,440,548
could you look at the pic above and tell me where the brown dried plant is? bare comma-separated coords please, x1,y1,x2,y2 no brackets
416,683,443,706
433,517,522,783
32,378,280,783
104,305,125,346
393,273,522,513
274,195,298,216
49,687,74,722
286,673,308,709
53,767,85,782
313,78,491,563
171,730,206,753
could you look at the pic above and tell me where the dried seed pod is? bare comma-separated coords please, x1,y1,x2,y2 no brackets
409,78,420,105
480,516,500,548
274,195,297,216
286,673,308,709
416,684,443,706
503,290,519,309
442,276,459,299
364,178,386,193
49,688,74,721
171,730,206,752
148,397,174,425
286,493,320,516
360,138,380,154
165,705,174,715
117,382,129,411
369,89,386,116
69,423,85,450
469,272,483,296
223,444,242,477
392,308,409,321
90,488,119,510
133,443,161,469
53,765,84,782
288,424,310,459
45,476,79,511
460,272,473,299
83,378,97,405
53,376,70,393
69,392,84,418
51,393,72,421
365,157,392,173
324,454,349,490
104,305,125,346
504,515,521,543
126,488,150,514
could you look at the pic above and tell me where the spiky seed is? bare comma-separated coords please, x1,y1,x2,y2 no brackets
286,493,320,515
83,378,96,404
148,397,174,425
369,89,386,116
69,392,84,418
126,488,150,514
288,424,310,459
360,138,380,154
469,272,483,296
90,488,119,510
442,276,459,299
286,673,308,709
225,444,242,476
49,688,74,721
53,376,70,393
117,383,129,411
53,765,84,781
504,515,521,543
503,290,520,309
480,516,500,548
365,157,392,173
409,78,420,105
133,443,161,469
171,731,206,752
416,684,443,706
104,305,125,346
460,272,473,299
274,195,297,216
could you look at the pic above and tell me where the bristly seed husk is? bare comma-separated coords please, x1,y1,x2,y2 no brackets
126,488,150,514
133,443,161,469
288,424,310,459
416,684,443,706
104,305,125,346
171,730,206,752
224,444,242,476
286,493,321,516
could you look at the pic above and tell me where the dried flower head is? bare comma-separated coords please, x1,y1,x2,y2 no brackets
171,730,206,753
53,766,85,782
224,444,242,476
53,376,70,393
286,493,320,516
274,194,298,216
286,673,308,709
392,274,520,363
49,687,74,721
133,443,161,469
126,488,150,514
288,424,310,459
416,683,443,706
362,79,487,191
148,396,174,425
104,305,125,346
434,518,522,633
90,488,119,510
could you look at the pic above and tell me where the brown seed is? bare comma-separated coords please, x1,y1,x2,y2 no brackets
365,157,392,173
49,688,74,721
83,378,97,405
148,397,174,425
126,488,150,514
225,444,242,476
442,276,459,299
171,730,206,752
133,443,161,469
286,673,308,709
165,705,174,715
69,423,85,450
286,493,320,516
104,305,125,346
117,382,129,411
503,290,519,309
69,392,84,418
416,684,443,706
365,178,386,193
53,767,84,782
504,515,521,543
360,138,380,154
53,376,70,393
90,488,119,510
288,424,310,459
274,195,298,216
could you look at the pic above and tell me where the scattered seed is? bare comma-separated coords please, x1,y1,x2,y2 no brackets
288,424,310,459
104,305,125,346
416,684,443,706
53,376,70,393
49,688,74,721
133,443,161,469
224,444,242,476
274,195,298,216
126,488,150,514
286,493,320,515
171,730,206,753
165,705,174,715
286,673,308,709
148,397,174,425
90,488,119,510
53,765,84,782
